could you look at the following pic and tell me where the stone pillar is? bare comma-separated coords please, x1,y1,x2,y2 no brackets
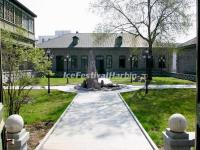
163,113,195,150
5,114,29,150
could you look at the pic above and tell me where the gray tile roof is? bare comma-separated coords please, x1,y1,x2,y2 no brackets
37,33,196,49
37,33,149,48
178,37,197,47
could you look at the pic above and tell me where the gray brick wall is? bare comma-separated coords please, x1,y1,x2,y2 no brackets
49,47,173,74
177,46,196,74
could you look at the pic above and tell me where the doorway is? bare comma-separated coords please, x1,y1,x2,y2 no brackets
56,56,64,72
96,56,105,74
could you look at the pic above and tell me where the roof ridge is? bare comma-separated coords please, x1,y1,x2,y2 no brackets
36,33,148,48
178,37,197,47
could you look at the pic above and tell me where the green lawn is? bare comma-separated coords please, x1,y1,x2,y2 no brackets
111,76,195,85
19,90,76,124
34,77,85,86
121,89,196,147
34,76,195,86
151,77,195,85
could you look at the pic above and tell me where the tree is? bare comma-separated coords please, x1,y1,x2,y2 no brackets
90,0,193,82
1,30,51,116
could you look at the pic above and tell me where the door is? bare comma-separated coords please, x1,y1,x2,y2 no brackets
56,56,64,72
96,56,105,74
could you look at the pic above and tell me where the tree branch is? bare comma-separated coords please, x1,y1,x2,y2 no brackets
110,2,149,42
151,1,182,43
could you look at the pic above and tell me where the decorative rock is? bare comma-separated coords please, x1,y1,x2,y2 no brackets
98,78,112,85
169,113,187,133
134,76,140,82
140,77,145,82
5,114,24,133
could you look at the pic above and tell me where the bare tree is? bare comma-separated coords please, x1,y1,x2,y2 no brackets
90,0,193,82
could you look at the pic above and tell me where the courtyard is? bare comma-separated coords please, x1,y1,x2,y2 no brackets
7,76,195,149
0,0,198,150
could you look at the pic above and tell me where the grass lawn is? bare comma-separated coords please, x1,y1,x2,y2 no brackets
34,77,85,86
19,90,76,124
16,90,76,149
111,76,195,85
121,88,196,147
33,76,195,86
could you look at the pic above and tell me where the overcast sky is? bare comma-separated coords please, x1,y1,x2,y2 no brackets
18,0,196,43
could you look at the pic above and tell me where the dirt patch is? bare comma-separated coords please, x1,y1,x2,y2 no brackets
25,121,54,150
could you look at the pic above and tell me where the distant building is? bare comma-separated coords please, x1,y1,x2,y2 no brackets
37,33,178,75
37,32,197,77
0,0,37,46
38,35,55,44
176,37,197,74
37,30,71,44
55,30,71,37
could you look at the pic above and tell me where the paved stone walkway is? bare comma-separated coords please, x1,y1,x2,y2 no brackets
33,84,195,150
37,91,157,150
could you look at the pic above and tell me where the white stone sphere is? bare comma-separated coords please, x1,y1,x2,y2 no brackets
168,113,187,132
5,114,24,133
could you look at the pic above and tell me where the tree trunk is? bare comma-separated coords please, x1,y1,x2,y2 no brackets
147,0,153,81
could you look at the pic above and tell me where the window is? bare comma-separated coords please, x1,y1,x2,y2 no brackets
106,55,112,68
71,56,78,70
0,0,3,18
22,13,29,30
5,1,14,23
119,55,126,68
81,55,88,70
28,18,34,32
15,8,22,26
158,56,166,68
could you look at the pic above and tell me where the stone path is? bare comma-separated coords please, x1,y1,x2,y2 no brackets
36,91,158,150
31,83,195,150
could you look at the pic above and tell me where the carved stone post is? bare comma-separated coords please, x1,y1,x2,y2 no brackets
5,114,29,150
163,113,195,150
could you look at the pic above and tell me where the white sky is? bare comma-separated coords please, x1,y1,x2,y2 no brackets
18,0,196,43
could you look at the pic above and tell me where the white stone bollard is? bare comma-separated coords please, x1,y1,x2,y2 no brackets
163,113,195,150
5,114,29,150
